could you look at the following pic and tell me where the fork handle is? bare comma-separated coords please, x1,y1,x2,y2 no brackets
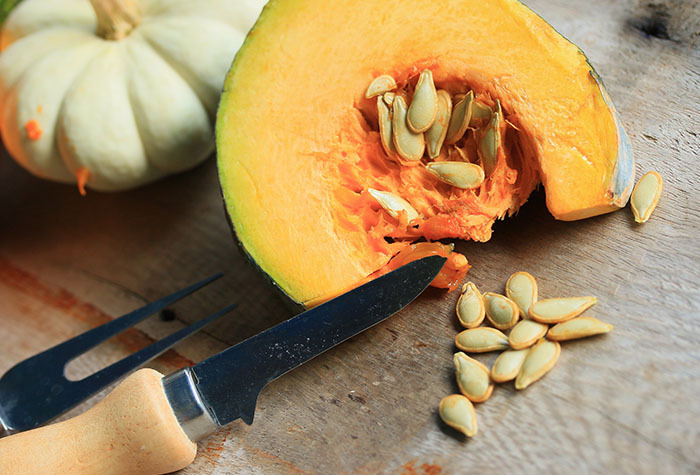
0,369,196,475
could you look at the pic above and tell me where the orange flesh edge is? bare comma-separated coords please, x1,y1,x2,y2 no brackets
218,0,622,307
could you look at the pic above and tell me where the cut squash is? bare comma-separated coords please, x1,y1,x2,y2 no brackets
217,0,635,307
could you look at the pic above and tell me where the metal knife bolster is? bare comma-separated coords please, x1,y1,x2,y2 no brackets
162,368,219,442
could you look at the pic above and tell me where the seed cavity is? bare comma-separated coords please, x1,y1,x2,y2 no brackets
407,69,438,133
425,162,485,190
505,271,538,318
439,394,478,437
508,319,548,350
392,95,425,161
478,100,502,175
425,90,452,158
491,349,529,383
455,327,509,353
456,282,485,329
483,292,520,330
529,296,597,324
547,317,614,341
454,352,494,403
515,339,560,390
365,74,397,98
367,188,419,223
631,171,663,223
445,91,473,145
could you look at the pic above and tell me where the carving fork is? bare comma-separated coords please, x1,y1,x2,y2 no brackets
0,273,235,436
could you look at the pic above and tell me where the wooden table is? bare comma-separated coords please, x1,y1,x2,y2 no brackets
1,0,698,473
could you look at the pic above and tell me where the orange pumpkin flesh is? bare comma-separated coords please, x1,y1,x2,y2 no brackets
217,0,634,307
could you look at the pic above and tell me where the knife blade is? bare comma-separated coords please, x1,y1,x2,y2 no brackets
0,255,446,475
163,254,447,440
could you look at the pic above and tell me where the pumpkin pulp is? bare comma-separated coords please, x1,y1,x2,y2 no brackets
217,0,631,307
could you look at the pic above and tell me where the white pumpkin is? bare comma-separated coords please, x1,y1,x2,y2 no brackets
0,0,267,192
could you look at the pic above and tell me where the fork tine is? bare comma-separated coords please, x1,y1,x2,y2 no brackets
47,273,223,362
77,303,237,398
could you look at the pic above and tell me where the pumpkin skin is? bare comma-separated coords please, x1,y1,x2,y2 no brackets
0,0,266,191
217,0,635,307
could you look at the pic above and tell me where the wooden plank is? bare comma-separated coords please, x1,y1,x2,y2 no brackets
0,0,698,473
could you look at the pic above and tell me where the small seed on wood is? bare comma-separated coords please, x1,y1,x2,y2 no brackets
425,162,485,189
508,319,548,350
630,171,663,223
456,282,485,329
505,271,538,318
529,296,597,324
425,90,452,158
454,352,494,403
439,394,478,437
367,188,419,222
392,95,425,161
365,74,397,98
483,292,520,330
407,69,438,133
491,349,529,383
445,91,474,144
547,317,614,341
455,327,509,353
515,339,561,390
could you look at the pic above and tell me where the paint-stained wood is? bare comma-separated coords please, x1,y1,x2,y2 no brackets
0,0,698,473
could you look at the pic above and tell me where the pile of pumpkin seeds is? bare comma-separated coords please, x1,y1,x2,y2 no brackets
365,70,502,191
439,271,614,437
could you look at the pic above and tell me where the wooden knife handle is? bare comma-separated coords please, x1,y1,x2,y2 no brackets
0,368,197,475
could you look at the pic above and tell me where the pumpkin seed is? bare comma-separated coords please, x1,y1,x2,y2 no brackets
508,320,548,350
439,394,478,437
469,101,492,127
425,162,485,190
407,69,438,133
365,74,397,98
425,90,452,158
505,271,538,318
377,97,396,156
392,95,425,161
456,282,485,328
547,317,614,341
491,349,529,383
630,171,663,223
445,91,474,144
478,100,502,175
383,91,396,106
454,352,494,403
455,327,509,353
483,292,520,330
529,296,597,324
367,188,419,222
515,339,561,390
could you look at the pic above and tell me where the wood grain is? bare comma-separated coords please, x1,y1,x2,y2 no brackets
0,0,699,473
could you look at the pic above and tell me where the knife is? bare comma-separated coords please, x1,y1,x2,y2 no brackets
0,255,446,474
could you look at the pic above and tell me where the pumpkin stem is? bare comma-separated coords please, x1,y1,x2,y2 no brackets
88,0,141,40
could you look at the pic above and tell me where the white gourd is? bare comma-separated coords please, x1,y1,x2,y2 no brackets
0,0,267,191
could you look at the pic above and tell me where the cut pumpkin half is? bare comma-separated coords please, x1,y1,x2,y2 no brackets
217,0,634,307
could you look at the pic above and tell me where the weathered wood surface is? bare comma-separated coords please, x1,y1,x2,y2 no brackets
1,0,699,473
